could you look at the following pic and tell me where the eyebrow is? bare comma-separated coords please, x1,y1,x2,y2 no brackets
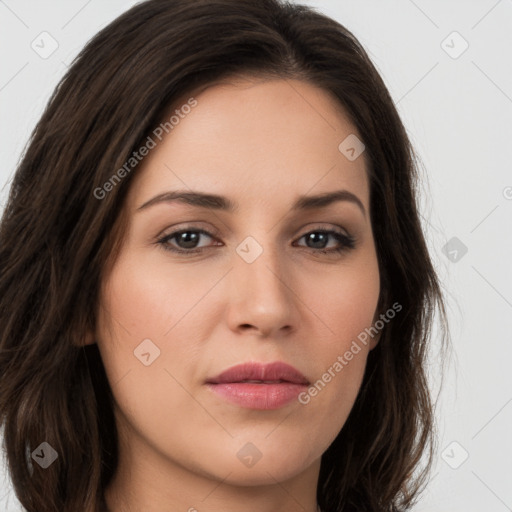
137,189,366,218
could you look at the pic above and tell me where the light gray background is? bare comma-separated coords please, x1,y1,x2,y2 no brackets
1,1,511,511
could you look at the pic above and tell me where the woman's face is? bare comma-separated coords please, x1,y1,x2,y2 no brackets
95,77,381,490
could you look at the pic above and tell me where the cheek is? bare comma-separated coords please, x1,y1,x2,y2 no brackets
98,247,221,340
310,258,380,347
95,249,215,419
95,263,209,459
287,257,379,440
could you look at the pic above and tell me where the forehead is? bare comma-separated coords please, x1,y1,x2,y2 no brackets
128,77,369,211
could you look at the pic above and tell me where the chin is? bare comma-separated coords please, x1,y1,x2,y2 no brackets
192,444,317,486
216,460,312,487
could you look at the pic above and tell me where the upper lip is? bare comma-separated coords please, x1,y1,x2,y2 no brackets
206,361,310,385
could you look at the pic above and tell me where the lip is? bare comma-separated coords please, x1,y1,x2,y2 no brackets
205,361,309,410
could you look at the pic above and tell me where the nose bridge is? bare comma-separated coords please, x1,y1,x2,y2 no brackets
228,233,296,334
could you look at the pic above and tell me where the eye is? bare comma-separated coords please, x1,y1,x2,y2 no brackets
156,227,356,255
157,228,219,254
294,229,356,254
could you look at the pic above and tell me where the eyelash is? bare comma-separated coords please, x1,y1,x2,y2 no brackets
155,226,356,256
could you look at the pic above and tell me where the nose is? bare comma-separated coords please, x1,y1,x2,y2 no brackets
225,239,299,338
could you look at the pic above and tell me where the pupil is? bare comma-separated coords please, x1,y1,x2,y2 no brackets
308,232,327,249
178,232,199,248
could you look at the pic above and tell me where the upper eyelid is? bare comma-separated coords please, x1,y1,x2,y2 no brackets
160,223,350,237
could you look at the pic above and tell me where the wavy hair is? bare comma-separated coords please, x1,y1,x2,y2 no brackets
0,1,449,510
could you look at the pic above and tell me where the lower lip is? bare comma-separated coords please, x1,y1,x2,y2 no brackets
206,382,308,410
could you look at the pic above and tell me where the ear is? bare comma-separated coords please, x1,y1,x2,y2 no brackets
368,282,392,351
73,327,96,347
368,310,383,351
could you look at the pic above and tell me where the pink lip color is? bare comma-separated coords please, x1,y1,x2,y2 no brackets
206,382,307,409
205,361,309,410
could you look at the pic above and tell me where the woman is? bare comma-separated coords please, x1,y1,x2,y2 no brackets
0,0,449,511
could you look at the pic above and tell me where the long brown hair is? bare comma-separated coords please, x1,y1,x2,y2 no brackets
0,1,449,511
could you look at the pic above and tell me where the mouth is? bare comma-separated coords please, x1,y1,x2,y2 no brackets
205,361,310,410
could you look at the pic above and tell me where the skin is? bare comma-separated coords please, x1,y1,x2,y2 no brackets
90,76,382,512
